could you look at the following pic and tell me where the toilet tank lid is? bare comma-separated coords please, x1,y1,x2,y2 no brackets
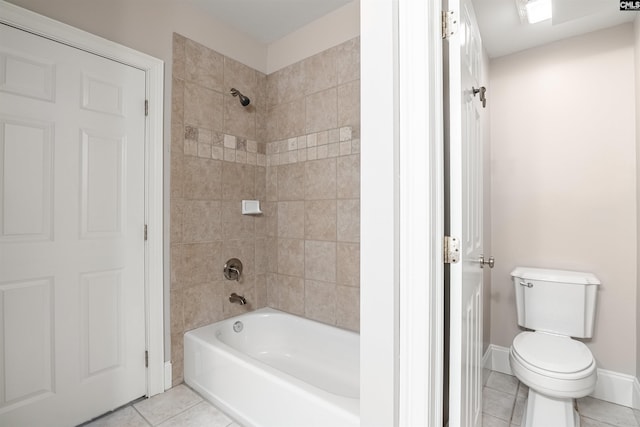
511,267,600,285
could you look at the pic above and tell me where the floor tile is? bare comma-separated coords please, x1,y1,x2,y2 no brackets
483,387,516,421
483,413,510,427
83,406,150,427
577,396,638,427
582,416,623,427
134,384,203,425
158,401,234,427
486,371,519,396
510,394,526,426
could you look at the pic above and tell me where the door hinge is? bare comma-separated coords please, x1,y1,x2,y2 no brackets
145,350,149,368
442,10,457,39
145,99,149,116
444,236,460,264
144,224,148,241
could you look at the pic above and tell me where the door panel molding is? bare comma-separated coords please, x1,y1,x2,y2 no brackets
0,0,165,399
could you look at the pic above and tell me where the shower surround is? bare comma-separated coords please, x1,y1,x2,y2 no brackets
170,33,360,385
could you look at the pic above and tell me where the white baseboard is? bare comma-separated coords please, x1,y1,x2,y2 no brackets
483,345,639,410
164,361,172,391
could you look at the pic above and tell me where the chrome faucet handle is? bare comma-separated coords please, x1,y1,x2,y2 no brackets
224,258,243,281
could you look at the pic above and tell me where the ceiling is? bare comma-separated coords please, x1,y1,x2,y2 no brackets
473,0,638,58
184,0,353,44
183,0,635,56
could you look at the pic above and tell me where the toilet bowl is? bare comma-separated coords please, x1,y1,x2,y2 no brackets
509,267,600,427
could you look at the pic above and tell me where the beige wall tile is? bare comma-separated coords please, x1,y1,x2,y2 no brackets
305,279,336,324
183,157,223,200
336,37,360,85
305,240,336,283
337,199,360,242
224,95,256,140
171,332,184,385
268,274,304,316
270,99,306,140
183,282,225,331
303,48,337,96
172,242,223,289
185,38,224,91
305,158,336,200
171,199,184,243
171,150,185,198
255,166,266,200
269,61,306,106
256,201,277,237
277,238,305,277
172,78,184,135
337,154,360,199
182,200,222,242
265,237,278,274
266,165,278,201
336,285,360,331
222,162,256,200
254,274,268,308
279,274,305,316
277,163,305,201
337,242,360,287
170,289,184,335
184,82,223,131
221,201,255,240
306,88,338,134
337,80,360,137
278,201,305,239
305,200,337,241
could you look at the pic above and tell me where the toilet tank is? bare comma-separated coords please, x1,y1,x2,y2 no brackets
511,267,600,338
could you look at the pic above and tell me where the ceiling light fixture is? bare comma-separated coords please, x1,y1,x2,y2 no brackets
516,0,552,24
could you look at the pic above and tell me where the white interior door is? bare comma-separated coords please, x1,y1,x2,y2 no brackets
0,23,147,426
445,0,484,425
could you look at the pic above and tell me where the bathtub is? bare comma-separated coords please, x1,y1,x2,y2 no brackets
183,308,359,427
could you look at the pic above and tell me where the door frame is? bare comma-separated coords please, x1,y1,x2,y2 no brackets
361,1,444,425
0,0,165,396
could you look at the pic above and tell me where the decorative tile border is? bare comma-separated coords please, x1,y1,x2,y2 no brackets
183,124,359,166
183,124,267,166
267,126,360,166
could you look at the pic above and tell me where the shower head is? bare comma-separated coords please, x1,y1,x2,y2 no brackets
230,88,250,107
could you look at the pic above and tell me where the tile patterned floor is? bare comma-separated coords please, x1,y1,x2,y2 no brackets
84,371,640,427
81,385,240,427
483,371,640,427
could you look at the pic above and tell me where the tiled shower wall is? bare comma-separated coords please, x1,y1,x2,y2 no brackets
170,33,269,385
170,33,360,385
263,37,361,330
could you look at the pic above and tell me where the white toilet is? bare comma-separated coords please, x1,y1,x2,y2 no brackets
509,267,600,427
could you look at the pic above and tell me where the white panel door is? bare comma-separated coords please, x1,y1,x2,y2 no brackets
0,23,147,426
445,0,484,425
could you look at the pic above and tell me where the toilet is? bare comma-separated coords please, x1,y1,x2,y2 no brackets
509,267,600,427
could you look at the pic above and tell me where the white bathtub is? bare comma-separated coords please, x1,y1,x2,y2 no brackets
183,308,359,427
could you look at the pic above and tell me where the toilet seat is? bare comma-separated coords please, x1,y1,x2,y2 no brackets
512,332,595,377
509,332,597,399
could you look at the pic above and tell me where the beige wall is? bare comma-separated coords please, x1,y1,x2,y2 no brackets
490,24,637,375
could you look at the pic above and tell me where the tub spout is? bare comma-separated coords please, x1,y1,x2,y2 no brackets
229,293,247,305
